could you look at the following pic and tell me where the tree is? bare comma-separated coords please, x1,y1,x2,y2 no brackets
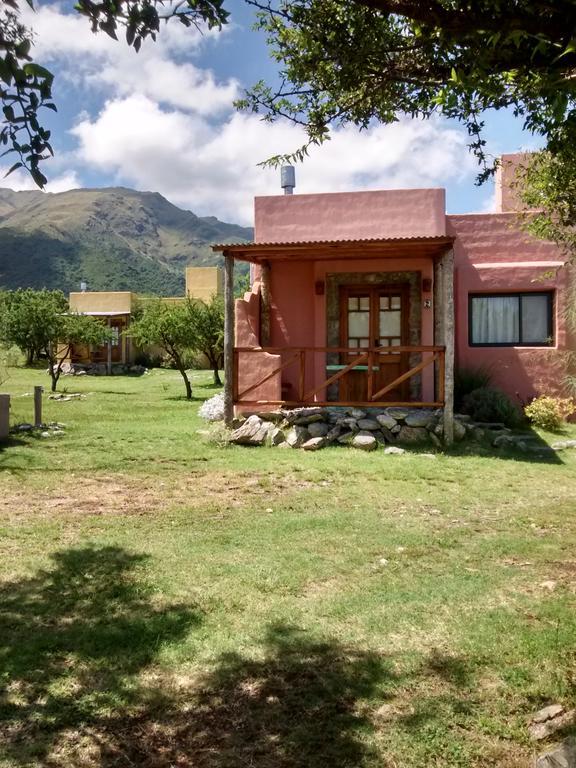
0,288,111,391
188,296,224,386
240,1,576,177
0,288,66,364
3,1,576,186
516,149,576,258
129,300,196,399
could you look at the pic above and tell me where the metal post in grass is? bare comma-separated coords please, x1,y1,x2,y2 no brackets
34,386,43,428
224,252,235,427
0,394,9,440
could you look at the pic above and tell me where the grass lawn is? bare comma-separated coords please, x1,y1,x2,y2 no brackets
1,365,576,767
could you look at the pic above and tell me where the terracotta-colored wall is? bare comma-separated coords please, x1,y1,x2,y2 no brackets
449,213,571,401
255,189,446,242
495,153,531,213
235,283,281,411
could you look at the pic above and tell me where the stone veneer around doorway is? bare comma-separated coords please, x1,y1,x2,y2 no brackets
325,271,423,400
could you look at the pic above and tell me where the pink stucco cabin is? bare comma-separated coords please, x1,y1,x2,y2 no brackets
214,154,574,427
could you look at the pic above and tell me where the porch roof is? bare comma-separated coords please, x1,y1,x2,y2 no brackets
212,235,454,263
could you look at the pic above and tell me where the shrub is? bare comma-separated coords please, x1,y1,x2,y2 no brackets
455,365,493,409
462,386,523,428
524,395,576,431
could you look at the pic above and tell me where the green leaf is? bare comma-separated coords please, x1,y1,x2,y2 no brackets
23,63,54,81
4,161,23,177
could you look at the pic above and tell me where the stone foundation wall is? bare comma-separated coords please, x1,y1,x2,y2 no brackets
229,405,467,451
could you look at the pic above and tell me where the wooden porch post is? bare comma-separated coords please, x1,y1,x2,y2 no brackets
433,255,444,400
224,252,235,426
106,318,112,375
442,249,455,445
260,259,271,346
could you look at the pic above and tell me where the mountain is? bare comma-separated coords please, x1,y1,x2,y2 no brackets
0,187,253,295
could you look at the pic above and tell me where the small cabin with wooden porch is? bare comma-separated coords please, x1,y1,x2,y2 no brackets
215,188,457,440
214,155,573,445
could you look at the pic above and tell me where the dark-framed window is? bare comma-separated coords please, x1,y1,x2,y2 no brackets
469,292,554,347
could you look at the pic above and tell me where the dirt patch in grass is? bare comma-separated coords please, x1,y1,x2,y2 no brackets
0,471,329,520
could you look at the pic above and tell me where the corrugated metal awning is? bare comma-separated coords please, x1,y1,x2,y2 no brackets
212,235,454,263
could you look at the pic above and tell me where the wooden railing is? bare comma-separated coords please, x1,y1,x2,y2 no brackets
234,346,445,408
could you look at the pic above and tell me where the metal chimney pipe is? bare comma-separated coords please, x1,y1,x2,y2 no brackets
281,165,296,195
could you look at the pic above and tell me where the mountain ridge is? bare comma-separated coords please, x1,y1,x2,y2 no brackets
0,187,253,295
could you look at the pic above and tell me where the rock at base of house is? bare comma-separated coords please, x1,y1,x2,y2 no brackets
352,433,377,451
357,418,380,431
286,425,310,448
307,421,330,438
325,425,342,443
284,408,324,426
338,417,360,431
405,411,435,428
397,426,430,444
385,407,410,420
253,410,284,424
337,431,355,445
534,738,576,768
434,419,466,442
453,420,467,441
376,413,397,430
229,415,271,446
269,427,286,446
384,446,405,455
302,437,326,451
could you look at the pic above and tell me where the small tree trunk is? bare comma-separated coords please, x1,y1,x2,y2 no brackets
182,369,192,400
175,359,192,400
209,355,222,386
50,366,59,393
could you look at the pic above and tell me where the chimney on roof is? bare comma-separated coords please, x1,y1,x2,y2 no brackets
281,165,296,195
80,281,87,292
495,152,532,213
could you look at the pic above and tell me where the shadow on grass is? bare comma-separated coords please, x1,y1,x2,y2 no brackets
164,395,209,402
0,546,200,766
0,549,517,767
94,623,391,768
0,436,36,471
0,546,392,768
447,424,564,465
81,390,138,396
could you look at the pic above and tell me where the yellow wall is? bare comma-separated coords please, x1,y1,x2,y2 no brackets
69,291,137,314
186,266,223,301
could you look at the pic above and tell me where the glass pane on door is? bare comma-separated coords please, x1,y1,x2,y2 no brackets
348,294,370,352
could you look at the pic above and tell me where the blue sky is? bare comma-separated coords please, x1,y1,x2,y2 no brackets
3,1,541,226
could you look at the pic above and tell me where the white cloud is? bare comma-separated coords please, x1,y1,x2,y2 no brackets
71,96,477,224
23,2,239,116
0,166,80,194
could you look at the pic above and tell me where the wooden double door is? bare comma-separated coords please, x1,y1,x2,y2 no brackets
339,284,410,402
